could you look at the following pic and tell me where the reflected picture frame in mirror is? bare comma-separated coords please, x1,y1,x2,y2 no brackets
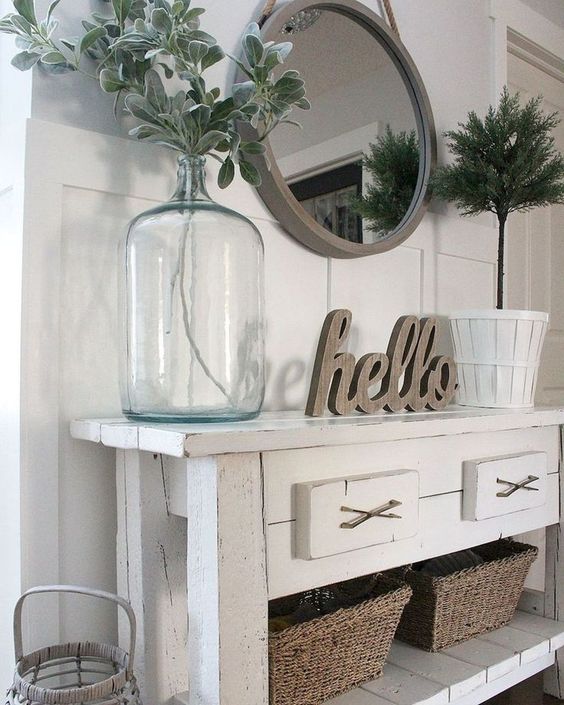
239,0,436,258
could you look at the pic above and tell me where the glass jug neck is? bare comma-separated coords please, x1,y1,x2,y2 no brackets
172,156,212,202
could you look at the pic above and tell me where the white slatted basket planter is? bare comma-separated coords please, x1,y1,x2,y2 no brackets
449,310,549,408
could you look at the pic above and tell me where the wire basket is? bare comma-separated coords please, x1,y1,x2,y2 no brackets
6,586,141,705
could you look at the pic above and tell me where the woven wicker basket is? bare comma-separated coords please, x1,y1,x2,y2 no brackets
268,574,412,705
394,539,538,652
6,586,141,705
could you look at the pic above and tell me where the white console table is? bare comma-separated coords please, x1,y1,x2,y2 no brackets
71,406,564,705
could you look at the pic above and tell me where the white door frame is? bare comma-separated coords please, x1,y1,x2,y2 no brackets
489,0,564,100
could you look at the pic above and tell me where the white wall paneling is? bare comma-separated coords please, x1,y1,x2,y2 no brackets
330,246,422,356
0,9,32,683
3,0,564,679
261,221,328,411
506,52,564,406
495,13,564,690
21,119,174,650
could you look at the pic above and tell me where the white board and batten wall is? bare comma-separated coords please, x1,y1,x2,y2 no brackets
1,0,564,675
0,0,32,687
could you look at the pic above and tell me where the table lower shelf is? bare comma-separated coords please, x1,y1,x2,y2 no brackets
329,611,564,705
174,611,564,705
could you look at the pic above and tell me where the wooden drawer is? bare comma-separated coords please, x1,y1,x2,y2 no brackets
295,470,419,559
264,426,558,525
463,451,547,520
262,425,560,598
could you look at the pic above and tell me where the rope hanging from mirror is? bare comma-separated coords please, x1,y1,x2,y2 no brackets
381,0,400,37
259,0,277,25
258,0,400,37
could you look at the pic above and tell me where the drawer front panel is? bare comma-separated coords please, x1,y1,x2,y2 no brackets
263,426,559,525
463,451,547,520
267,473,560,599
296,470,419,559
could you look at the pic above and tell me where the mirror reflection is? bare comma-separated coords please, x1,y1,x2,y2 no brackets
268,9,420,245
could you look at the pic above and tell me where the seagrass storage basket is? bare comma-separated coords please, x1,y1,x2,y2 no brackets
6,586,141,705
394,539,538,652
268,573,412,705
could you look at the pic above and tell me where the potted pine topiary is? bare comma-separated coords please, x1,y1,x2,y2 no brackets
432,88,564,407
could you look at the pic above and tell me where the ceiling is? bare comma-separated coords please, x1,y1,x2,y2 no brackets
521,0,564,29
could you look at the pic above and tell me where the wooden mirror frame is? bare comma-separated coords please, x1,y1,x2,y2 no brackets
243,0,437,258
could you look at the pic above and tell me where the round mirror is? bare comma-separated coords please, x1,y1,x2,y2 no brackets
245,0,436,258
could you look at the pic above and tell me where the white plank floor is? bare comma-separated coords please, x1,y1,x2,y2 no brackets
174,611,564,705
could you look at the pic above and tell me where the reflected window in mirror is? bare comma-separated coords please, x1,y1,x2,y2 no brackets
289,163,363,243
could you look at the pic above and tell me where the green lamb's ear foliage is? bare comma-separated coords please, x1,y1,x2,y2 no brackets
0,1,311,189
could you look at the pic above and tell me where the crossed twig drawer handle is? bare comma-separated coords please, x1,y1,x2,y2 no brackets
340,499,402,529
496,475,539,498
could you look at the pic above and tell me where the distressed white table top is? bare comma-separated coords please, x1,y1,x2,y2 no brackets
70,406,564,458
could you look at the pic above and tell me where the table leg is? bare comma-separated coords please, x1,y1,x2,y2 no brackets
116,449,189,704
186,453,269,705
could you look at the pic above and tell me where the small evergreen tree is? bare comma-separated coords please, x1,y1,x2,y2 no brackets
352,127,420,234
432,87,564,309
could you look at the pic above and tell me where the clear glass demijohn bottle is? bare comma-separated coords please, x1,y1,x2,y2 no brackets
119,155,265,422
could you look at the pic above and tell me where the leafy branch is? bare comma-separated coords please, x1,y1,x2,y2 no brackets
0,0,310,188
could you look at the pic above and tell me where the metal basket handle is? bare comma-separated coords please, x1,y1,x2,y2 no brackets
13,585,136,676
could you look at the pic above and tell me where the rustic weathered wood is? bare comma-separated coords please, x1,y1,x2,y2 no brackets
74,409,564,705
305,309,357,416
543,425,564,699
267,473,559,598
116,450,188,705
186,453,268,705
325,612,563,705
462,451,548,521
362,662,450,704
295,469,419,559
443,638,519,682
264,426,559,524
70,407,564,457
305,310,456,417
388,641,486,700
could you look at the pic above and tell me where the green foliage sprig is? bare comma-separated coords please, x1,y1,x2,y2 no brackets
432,87,564,308
0,0,310,188
352,127,420,234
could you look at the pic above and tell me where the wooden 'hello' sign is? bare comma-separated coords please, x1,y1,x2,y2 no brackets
306,309,457,417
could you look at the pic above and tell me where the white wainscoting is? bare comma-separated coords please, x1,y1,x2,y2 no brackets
9,0,564,666
0,63,31,681
17,115,502,655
